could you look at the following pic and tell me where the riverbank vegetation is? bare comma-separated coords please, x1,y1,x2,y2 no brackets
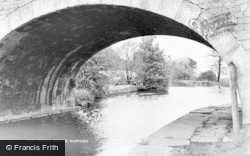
74,36,171,103
135,37,170,91
74,36,230,103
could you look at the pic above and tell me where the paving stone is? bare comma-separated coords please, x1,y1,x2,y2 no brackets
219,114,232,120
204,123,214,128
191,126,228,143
148,137,190,147
148,123,198,140
216,120,231,126
190,108,214,114
173,113,207,126
217,109,231,114
149,114,206,141
206,116,219,124
127,105,237,155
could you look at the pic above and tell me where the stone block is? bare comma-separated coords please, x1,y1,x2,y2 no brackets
229,46,250,75
78,0,88,5
54,0,69,11
244,23,250,31
138,0,158,12
148,122,199,140
240,40,250,50
87,0,102,5
2,1,16,10
68,0,79,7
204,123,214,128
237,73,250,92
216,120,231,126
246,49,250,57
0,18,11,40
0,9,12,16
233,23,245,31
19,3,33,24
236,31,250,40
219,114,232,120
32,0,46,18
244,7,250,16
190,108,214,114
8,10,22,30
15,0,33,8
206,116,219,124
155,0,183,19
100,0,114,5
129,0,144,9
42,0,56,16
175,1,201,28
149,137,190,146
238,16,250,23
191,126,228,143
241,100,250,124
209,33,239,58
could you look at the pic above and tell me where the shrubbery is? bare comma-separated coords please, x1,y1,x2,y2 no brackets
75,56,108,102
135,37,171,91
197,70,216,81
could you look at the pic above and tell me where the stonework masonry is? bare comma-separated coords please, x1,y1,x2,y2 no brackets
0,0,250,125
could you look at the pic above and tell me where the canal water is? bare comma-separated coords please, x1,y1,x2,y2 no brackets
0,86,230,156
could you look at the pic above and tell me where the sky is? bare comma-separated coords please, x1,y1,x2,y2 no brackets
111,35,216,73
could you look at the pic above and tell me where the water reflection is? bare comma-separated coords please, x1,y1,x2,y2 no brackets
0,87,230,156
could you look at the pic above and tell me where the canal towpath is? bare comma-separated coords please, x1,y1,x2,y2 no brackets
127,105,248,156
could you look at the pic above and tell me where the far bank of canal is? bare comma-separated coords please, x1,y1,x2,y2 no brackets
0,86,230,156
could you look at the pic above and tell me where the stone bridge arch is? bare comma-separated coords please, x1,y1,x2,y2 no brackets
0,0,250,125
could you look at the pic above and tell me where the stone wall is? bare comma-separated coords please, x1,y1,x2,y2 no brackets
0,0,250,124
235,2,250,58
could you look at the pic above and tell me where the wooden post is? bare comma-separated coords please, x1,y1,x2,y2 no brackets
228,62,240,135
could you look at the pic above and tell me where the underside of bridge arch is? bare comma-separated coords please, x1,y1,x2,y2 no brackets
0,4,213,115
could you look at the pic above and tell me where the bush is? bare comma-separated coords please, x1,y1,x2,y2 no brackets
76,57,109,99
74,88,94,105
197,70,216,81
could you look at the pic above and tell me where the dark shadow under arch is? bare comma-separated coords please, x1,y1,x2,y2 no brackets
0,4,213,114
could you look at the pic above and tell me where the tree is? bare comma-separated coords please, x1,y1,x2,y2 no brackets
94,47,122,71
76,56,108,100
136,36,170,91
209,50,226,82
117,41,139,84
171,57,197,80
197,70,216,81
